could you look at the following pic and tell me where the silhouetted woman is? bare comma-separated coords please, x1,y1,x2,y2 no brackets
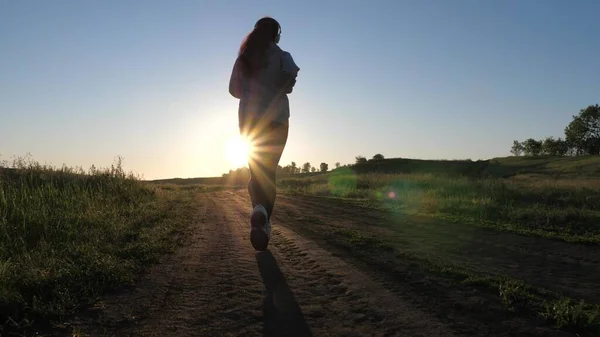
229,17,300,251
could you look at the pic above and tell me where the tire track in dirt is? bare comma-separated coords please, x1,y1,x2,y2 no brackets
274,194,600,264
61,190,571,337
227,192,459,337
64,191,462,337
230,192,572,337
273,193,600,305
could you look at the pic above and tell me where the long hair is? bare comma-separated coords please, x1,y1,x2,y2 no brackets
238,17,280,77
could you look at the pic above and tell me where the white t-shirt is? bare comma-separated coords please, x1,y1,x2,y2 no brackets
229,43,299,125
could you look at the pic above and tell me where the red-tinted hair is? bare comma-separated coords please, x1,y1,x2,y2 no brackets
238,17,281,77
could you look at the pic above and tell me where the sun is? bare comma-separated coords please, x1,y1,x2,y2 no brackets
225,135,253,167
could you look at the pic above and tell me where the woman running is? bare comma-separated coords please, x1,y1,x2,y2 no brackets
228,17,300,251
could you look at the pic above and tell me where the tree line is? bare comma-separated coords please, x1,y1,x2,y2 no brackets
511,104,600,156
277,161,337,174
222,153,387,182
276,153,386,175
223,161,337,180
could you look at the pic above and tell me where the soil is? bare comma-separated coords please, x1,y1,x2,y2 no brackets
58,191,589,337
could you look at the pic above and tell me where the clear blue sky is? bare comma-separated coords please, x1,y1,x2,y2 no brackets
1,0,598,179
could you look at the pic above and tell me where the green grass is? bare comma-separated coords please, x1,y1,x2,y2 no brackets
0,157,197,335
276,155,600,334
147,182,235,193
319,227,600,336
278,156,600,243
149,176,225,186
349,155,600,179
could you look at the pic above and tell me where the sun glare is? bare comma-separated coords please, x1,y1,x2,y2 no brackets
225,136,253,168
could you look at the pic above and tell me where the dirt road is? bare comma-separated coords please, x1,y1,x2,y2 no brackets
64,191,584,337
273,193,600,305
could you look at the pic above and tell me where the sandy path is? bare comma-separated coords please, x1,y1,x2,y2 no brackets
61,191,573,337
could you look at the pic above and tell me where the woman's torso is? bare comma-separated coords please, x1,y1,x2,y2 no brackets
239,43,291,125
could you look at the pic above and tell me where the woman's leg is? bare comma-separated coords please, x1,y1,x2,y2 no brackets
262,122,288,219
242,117,264,212
245,121,288,251
248,121,289,219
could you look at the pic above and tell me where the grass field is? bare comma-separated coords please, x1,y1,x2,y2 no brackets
263,156,600,335
0,157,197,335
271,156,600,335
278,156,600,244
3,154,600,335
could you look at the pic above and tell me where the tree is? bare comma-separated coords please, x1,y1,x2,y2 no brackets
510,140,524,156
311,167,316,173
372,154,385,160
355,156,367,164
335,162,341,169
564,104,600,155
291,161,298,174
302,162,311,173
320,162,328,172
221,166,250,185
541,136,569,156
522,138,543,156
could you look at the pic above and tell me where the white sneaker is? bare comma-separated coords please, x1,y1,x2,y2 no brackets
250,204,270,251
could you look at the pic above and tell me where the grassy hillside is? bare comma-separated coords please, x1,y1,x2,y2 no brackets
349,155,600,179
486,155,600,179
0,159,196,335
150,176,224,186
145,156,600,243
278,156,600,243
157,155,600,186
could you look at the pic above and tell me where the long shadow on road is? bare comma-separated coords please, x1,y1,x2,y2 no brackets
256,251,313,337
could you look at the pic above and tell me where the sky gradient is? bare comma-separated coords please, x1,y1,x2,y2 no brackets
1,0,599,179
